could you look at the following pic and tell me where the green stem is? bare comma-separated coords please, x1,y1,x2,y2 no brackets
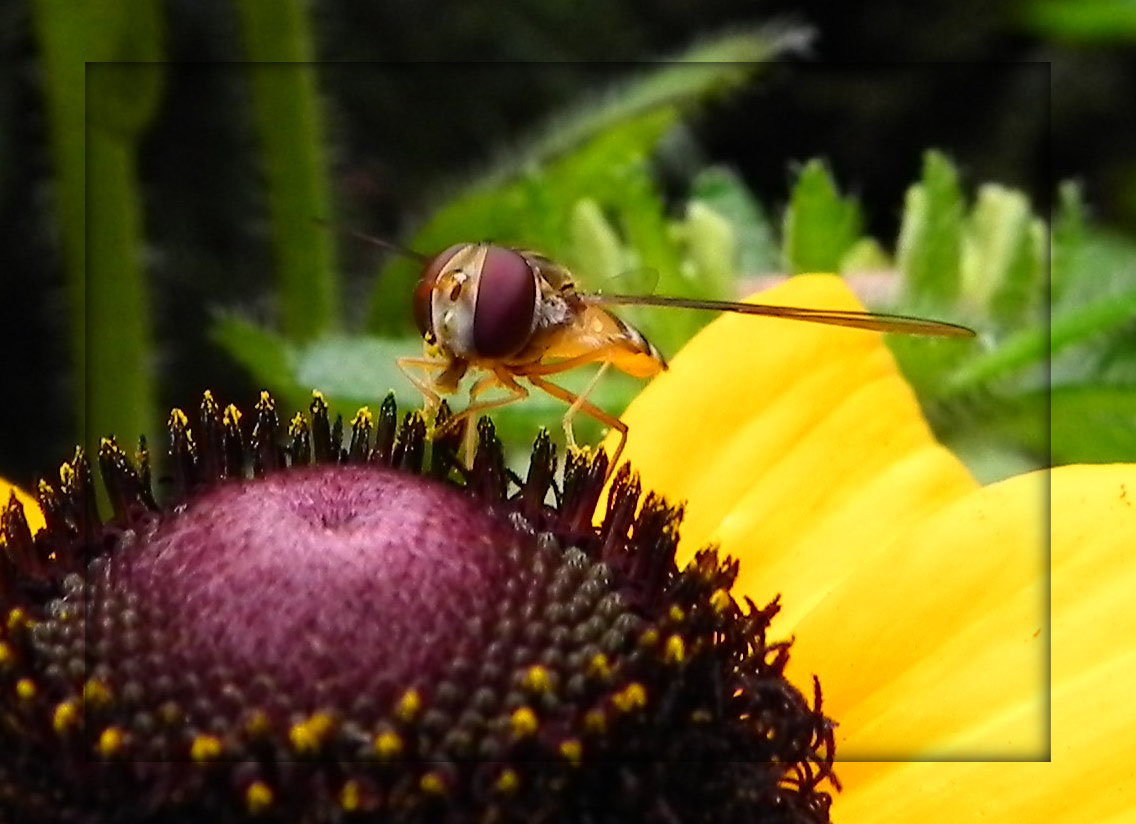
31,0,90,441
234,0,339,340
86,127,157,457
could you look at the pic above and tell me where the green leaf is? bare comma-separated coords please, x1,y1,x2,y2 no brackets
689,165,778,273
674,200,736,299
945,289,1136,394
961,184,1043,328
1023,0,1136,42
896,150,964,306
1052,180,1086,292
211,315,303,407
570,198,627,284
782,159,863,274
839,237,891,272
1051,384,1136,463
473,24,813,192
370,109,681,335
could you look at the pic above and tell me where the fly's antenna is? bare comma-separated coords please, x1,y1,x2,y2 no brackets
312,218,431,263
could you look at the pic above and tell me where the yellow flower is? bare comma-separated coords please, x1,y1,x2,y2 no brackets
614,274,1136,821
3,275,1131,821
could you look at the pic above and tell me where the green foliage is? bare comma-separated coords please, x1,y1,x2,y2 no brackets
34,0,165,473
896,150,963,307
894,171,1136,479
235,0,339,339
201,24,1131,479
1023,0,1136,41
215,27,811,457
367,26,803,334
782,159,863,274
688,165,779,273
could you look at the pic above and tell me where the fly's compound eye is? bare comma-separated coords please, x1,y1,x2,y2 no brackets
414,243,465,337
473,246,537,358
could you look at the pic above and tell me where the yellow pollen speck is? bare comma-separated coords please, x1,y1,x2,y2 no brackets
709,588,732,613
668,605,685,623
312,389,326,403
559,738,583,765
510,706,539,738
6,607,27,632
289,713,333,754
663,634,686,664
224,404,242,426
583,708,606,734
59,462,76,486
83,678,112,709
373,730,403,759
0,642,13,667
638,628,659,648
53,699,80,734
494,768,520,794
97,726,125,757
586,653,611,679
522,664,553,693
395,689,422,721
15,678,36,700
612,683,647,713
419,771,447,795
246,781,274,814
191,734,224,761
169,408,189,428
353,407,373,427
339,779,361,811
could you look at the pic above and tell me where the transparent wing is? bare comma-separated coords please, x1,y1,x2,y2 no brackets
582,293,976,338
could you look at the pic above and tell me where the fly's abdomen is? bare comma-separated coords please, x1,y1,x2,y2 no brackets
613,316,668,377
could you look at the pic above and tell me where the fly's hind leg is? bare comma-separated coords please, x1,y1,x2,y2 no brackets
525,368,628,479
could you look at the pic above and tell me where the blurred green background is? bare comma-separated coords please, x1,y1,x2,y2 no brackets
1,0,1134,489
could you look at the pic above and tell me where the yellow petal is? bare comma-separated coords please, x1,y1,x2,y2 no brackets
616,274,976,628
837,464,1136,824
793,468,1048,759
0,476,45,536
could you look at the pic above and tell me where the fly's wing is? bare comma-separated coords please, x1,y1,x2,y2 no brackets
583,294,976,338
529,303,666,379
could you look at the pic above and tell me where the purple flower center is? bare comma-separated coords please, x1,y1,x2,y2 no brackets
113,464,517,705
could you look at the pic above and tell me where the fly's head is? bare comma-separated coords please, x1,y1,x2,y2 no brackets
413,243,540,362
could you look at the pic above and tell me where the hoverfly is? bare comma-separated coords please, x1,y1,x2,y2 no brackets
343,229,975,474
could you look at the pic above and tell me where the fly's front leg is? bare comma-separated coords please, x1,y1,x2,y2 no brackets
524,369,628,479
396,356,447,413
443,369,529,468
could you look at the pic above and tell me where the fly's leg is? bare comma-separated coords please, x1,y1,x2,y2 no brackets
443,370,529,468
525,370,628,479
560,361,612,450
396,357,447,414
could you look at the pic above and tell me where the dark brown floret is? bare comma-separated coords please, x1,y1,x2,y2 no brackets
0,390,837,824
